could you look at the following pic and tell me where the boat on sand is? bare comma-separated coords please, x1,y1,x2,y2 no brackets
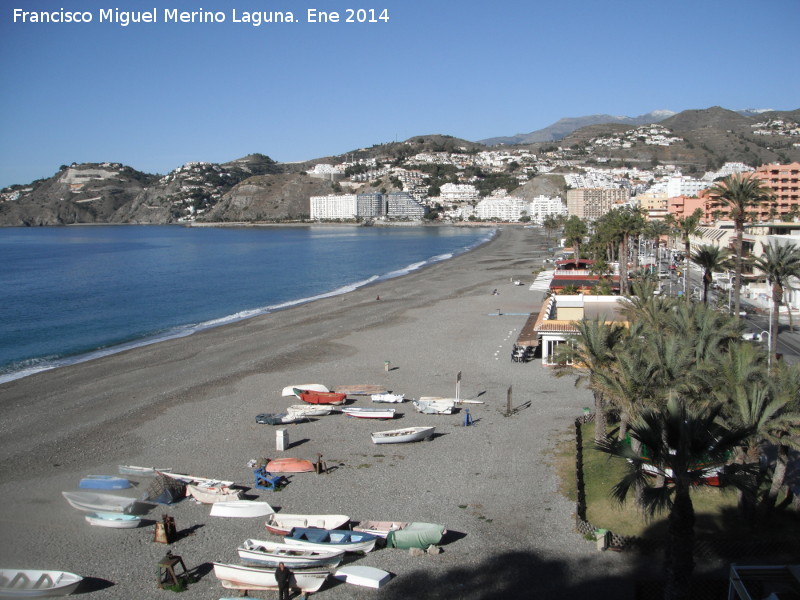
281,384,329,397
371,393,404,403
294,388,346,405
265,457,315,473
237,539,344,568
84,512,142,528
371,426,435,444
284,527,377,553
118,465,172,476
255,412,303,425
62,491,137,513
286,404,333,417
341,406,396,419
412,398,456,414
79,475,131,490
0,569,83,597
210,501,275,518
213,563,328,593
186,484,241,504
265,513,350,535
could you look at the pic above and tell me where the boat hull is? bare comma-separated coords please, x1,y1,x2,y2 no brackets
295,389,346,405
79,475,131,490
213,563,328,593
371,393,404,403
62,491,137,513
370,426,435,444
117,465,171,476
237,539,344,569
413,398,456,414
341,407,395,419
0,569,83,597
352,520,409,538
265,458,315,474
281,384,329,397
264,513,350,536
209,501,275,518
84,512,141,528
286,404,332,417
186,484,241,504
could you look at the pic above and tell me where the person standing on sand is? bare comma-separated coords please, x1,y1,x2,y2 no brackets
276,562,293,600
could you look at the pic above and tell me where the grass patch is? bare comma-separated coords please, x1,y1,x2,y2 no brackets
558,422,799,540
357,463,371,469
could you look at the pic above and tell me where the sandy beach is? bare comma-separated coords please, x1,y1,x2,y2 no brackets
0,226,645,599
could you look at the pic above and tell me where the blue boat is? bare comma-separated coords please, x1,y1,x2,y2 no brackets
283,527,378,553
79,475,132,490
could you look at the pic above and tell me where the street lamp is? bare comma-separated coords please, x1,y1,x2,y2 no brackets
761,330,772,368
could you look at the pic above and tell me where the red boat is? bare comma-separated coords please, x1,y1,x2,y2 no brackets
266,457,316,473
294,388,346,405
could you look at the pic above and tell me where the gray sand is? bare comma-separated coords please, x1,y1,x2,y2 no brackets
0,226,642,599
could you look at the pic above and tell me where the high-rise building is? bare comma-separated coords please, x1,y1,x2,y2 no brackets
566,188,629,220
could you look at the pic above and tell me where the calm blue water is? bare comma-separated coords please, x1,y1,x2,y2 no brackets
0,225,492,382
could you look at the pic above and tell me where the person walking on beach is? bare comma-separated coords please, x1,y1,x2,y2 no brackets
275,562,293,600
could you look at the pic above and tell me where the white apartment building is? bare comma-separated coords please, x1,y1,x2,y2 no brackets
528,195,567,224
666,175,711,198
310,194,357,220
439,183,479,202
386,192,426,219
474,195,527,221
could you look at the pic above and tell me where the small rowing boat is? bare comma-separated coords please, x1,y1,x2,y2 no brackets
265,513,350,535
284,527,377,553
371,393,404,403
294,388,346,405
84,512,141,528
213,563,328,593
186,484,241,504
286,404,333,417
341,406,396,419
265,457,315,473
79,475,131,490
210,501,275,518
118,465,172,476
62,491,137,513
237,539,344,568
281,383,329,397
0,569,83,597
370,426,435,444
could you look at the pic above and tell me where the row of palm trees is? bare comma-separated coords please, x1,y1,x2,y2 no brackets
552,286,800,600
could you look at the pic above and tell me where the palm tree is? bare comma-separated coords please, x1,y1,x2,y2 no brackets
690,245,731,305
752,241,800,359
597,397,755,600
614,207,645,296
666,209,703,303
707,173,774,318
643,219,671,264
552,318,626,442
563,215,588,267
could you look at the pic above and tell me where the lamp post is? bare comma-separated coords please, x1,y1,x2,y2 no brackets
761,329,772,368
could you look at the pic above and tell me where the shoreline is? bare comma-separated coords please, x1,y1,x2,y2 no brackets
0,225,496,385
0,225,643,599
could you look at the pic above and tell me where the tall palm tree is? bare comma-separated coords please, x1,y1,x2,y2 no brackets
643,219,671,266
752,241,800,359
690,245,731,305
614,207,645,296
552,318,626,442
597,397,755,600
666,209,703,303
707,173,774,318
563,215,588,267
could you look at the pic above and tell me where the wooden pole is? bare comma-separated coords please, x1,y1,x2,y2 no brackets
456,371,461,403
506,385,512,416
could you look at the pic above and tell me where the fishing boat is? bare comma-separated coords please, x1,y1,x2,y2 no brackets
255,412,303,425
78,475,131,490
352,520,409,538
370,426,435,444
62,491,137,513
265,513,350,535
84,512,142,528
237,539,344,568
412,398,456,414
334,565,391,589
293,388,346,405
209,501,275,518
265,457,316,474
371,393,404,403
284,527,377,553
118,465,172,476
281,384,329,397
341,406,396,419
0,569,83,597
286,404,333,417
186,484,241,504
212,563,329,593
158,471,234,487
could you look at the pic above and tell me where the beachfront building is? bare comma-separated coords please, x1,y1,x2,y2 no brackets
528,195,567,224
386,192,426,219
310,194,358,220
474,195,527,221
357,193,386,218
532,294,628,365
566,188,630,220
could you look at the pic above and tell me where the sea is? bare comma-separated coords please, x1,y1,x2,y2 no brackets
0,225,493,383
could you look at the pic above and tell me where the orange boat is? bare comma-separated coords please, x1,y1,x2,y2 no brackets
294,388,346,405
266,458,316,473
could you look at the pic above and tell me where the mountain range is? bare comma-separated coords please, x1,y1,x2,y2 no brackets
1,106,798,227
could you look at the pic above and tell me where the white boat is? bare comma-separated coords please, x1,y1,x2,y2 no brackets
84,512,141,528
158,471,234,487
281,384,329,397
62,491,137,513
117,465,172,476
341,406,396,419
371,426,435,444
264,513,350,536
186,484,241,504
413,397,456,414
286,404,333,417
212,563,328,593
237,539,344,568
209,501,275,518
371,393,404,403
352,520,409,538
0,569,83,597
334,565,391,589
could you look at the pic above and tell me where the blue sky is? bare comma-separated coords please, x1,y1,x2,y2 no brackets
1,0,798,188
